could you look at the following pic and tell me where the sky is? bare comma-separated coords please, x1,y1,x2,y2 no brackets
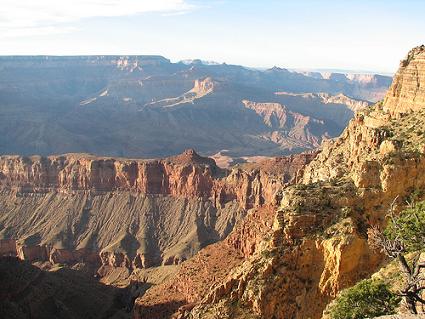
0,0,424,73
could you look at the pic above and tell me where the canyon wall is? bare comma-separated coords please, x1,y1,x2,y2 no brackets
0,55,387,159
0,149,216,197
384,45,425,114
0,150,314,271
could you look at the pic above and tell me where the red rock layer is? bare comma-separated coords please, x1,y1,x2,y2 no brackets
0,149,215,198
0,150,317,269
0,150,316,210
0,240,99,266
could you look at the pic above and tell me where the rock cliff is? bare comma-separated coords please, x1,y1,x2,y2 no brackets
0,150,314,272
0,149,216,197
384,45,425,114
242,100,327,147
133,46,425,319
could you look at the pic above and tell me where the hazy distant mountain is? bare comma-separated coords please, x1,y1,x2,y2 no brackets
0,55,391,158
294,70,392,101
180,59,221,66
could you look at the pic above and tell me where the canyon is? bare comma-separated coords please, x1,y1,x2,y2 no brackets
0,46,424,319
0,149,315,272
0,56,389,159
0,148,316,318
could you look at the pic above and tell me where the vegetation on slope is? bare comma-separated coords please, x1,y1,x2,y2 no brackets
327,198,425,318
369,199,425,314
325,279,400,319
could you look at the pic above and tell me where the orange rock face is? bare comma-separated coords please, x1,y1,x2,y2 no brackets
134,206,276,319
213,153,317,210
384,45,425,114
133,154,317,318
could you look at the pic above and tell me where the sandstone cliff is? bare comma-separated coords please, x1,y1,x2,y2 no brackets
242,100,327,148
0,150,313,272
133,46,425,319
0,149,216,197
384,45,425,114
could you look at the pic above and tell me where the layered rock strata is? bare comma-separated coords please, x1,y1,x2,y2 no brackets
384,45,425,114
0,150,314,271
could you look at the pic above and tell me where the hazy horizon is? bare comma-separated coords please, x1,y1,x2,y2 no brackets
0,54,396,76
1,0,424,73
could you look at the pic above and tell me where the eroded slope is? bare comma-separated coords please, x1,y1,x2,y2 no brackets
0,150,314,274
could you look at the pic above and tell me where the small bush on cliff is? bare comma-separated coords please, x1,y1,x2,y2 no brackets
326,279,400,319
384,201,425,252
368,199,425,314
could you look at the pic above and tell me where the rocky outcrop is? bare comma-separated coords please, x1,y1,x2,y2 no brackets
145,78,217,108
274,92,371,113
320,73,392,101
384,45,425,114
318,93,370,112
242,99,332,148
202,47,425,319
242,101,291,129
0,149,313,211
0,237,99,265
178,177,387,319
49,248,99,264
191,77,216,96
302,105,425,228
134,205,277,319
212,153,317,210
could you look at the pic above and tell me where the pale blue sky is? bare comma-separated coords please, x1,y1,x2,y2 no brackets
1,0,424,73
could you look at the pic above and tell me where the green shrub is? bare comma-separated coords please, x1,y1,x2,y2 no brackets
384,200,425,252
327,279,400,319
368,198,425,314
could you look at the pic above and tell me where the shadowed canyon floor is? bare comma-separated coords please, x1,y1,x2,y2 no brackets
0,257,129,319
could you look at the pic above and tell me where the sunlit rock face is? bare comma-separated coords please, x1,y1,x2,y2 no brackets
384,45,425,115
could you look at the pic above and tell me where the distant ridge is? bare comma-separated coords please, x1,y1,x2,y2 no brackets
0,55,391,158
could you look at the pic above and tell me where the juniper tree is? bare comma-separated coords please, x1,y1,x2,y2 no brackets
326,279,400,319
368,199,425,314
